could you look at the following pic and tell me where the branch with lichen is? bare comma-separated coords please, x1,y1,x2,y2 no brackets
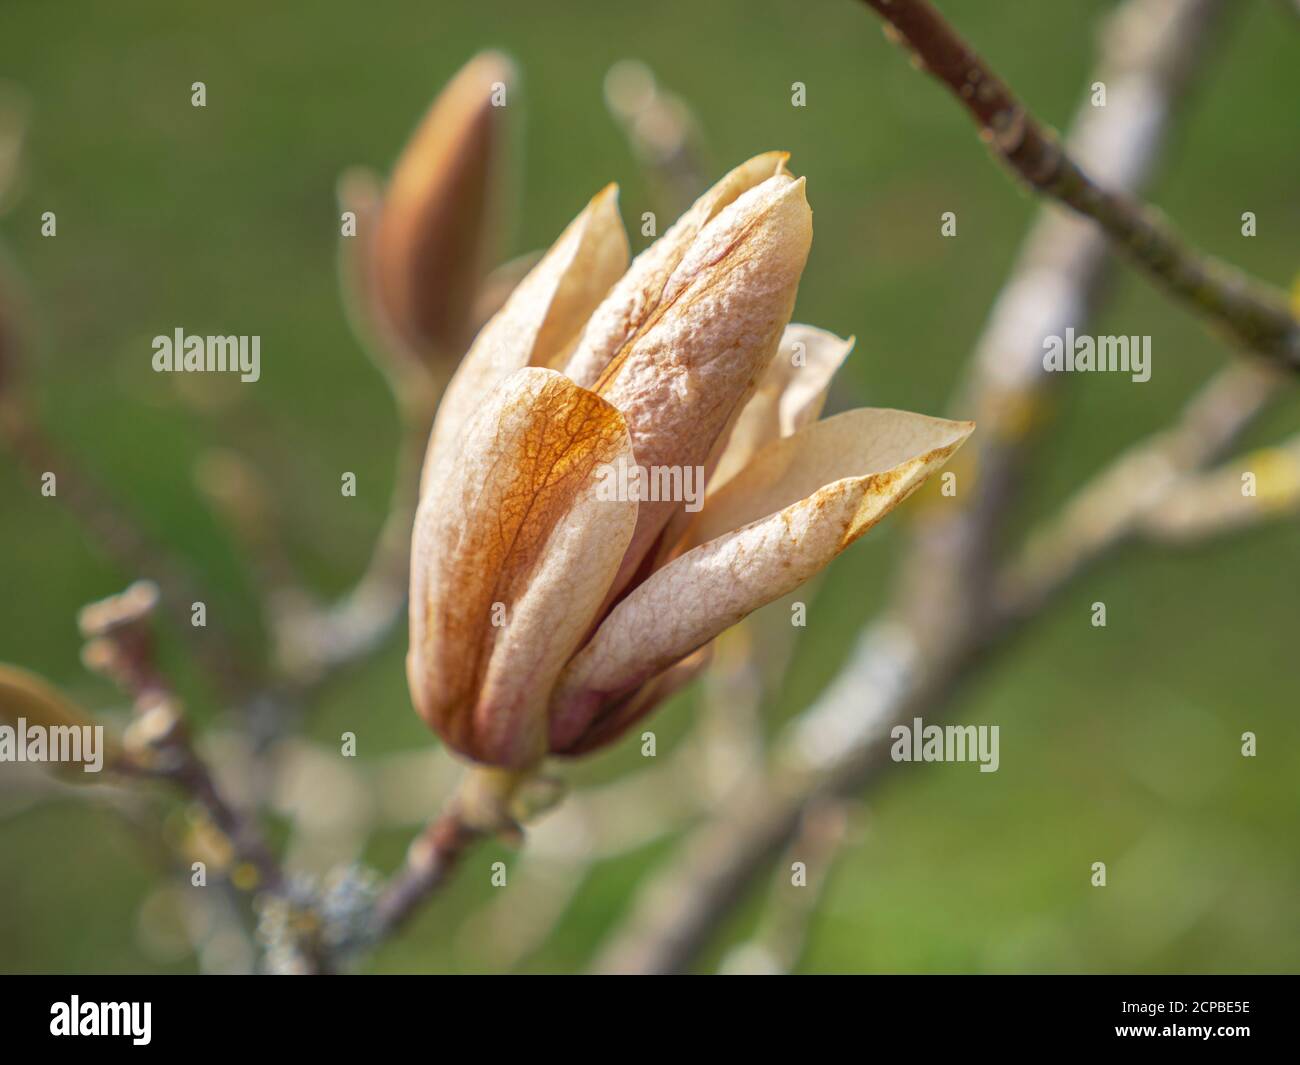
77,582,285,895
68,581,361,973
369,766,566,939
860,0,1300,371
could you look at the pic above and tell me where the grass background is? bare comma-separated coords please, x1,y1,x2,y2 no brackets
1,0,1296,973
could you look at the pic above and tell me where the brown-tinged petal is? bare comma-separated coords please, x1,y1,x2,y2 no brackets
563,151,790,388
549,408,973,751
408,367,637,768
709,324,855,492
372,51,515,368
592,174,813,594
420,184,629,496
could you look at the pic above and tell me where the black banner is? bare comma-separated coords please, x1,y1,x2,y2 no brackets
0,976,1290,1052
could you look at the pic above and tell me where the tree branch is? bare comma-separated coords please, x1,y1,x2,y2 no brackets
860,0,1300,370
371,808,483,937
368,766,531,943
592,0,1234,973
995,361,1282,622
1138,433,1300,543
78,581,285,894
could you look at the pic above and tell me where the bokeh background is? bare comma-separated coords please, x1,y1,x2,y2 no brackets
1,0,1297,973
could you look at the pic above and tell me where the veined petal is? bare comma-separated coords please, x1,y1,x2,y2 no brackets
563,151,790,388
549,408,973,751
593,174,813,595
374,52,515,366
408,367,637,768
421,184,629,496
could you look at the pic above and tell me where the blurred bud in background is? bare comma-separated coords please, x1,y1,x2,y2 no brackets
339,51,517,401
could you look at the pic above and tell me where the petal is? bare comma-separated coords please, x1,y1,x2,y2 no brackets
710,323,855,493
558,644,712,757
563,151,790,388
651,325,855,567
421,184,629,496
549,408,973,751
408,367,637,768
593,173,813,595
373,51,515,366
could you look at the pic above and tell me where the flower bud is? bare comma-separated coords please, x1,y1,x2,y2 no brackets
353,52,516,379
408,149,973,769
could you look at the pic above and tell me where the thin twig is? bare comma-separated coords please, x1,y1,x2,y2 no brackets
78,581,286,894
454,641,770,970
860,0,1300,370
368,765,544,942
372,805,482,937
362,621,778,963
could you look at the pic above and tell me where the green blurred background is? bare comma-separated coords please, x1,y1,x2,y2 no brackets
1,0,1296,973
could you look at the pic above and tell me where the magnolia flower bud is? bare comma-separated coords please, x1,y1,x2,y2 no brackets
408,153,973,769
343,51,515,381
